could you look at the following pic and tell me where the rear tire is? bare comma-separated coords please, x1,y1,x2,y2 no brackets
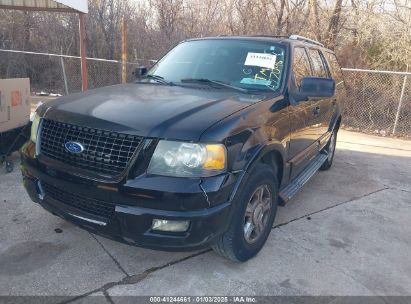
320,129,337,171
212,163,278,262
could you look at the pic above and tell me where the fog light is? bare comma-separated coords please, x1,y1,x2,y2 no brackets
152,219,190,232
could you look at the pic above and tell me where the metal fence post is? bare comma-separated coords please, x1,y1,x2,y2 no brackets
392,71,408,135
60,56,69,95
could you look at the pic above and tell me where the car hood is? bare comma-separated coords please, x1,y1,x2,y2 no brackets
40,83,266,141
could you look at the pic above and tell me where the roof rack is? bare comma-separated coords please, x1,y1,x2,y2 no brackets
289,35,324,47
247,35,289,39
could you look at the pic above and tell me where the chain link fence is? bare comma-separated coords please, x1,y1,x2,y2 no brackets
0,49,153,94
0,50,410,138
341,68,411,138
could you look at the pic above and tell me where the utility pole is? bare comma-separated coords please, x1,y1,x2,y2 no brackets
121,17,127,84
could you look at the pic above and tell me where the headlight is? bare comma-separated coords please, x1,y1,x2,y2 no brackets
147,140,227,177
30,113,41,143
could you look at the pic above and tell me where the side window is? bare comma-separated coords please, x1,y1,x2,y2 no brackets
308,49,327,78
292,47,312,88
324,52,344,85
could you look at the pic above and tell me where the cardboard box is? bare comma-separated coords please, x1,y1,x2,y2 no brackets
0,78,31,133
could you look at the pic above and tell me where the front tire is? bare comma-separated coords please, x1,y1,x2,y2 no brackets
212,164,278,262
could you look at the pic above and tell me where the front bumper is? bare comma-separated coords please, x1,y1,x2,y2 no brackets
20,142,237,251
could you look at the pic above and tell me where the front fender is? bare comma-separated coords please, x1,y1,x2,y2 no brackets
200,96,290,203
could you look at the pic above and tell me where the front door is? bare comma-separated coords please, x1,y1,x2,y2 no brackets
288,47,319,178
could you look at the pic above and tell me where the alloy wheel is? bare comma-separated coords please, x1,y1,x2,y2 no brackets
243,184,272,244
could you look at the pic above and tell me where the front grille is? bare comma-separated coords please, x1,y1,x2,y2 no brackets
43,182,115,219
40,119,142,177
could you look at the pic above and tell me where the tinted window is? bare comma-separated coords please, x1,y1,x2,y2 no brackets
308,49,327,78
292,47,312,88
149,40,286,92
324,52,344,85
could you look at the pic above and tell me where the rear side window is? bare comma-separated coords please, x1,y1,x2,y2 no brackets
308,49,328,78
324,52,344,85
292,47,312,88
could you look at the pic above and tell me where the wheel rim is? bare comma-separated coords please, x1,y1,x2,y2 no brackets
243,184,272,244
328,132,336,161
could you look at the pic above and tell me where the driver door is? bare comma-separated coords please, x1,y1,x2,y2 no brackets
288,47,319,178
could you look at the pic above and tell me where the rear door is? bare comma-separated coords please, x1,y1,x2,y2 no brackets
288,46,318,178
307,48,334,139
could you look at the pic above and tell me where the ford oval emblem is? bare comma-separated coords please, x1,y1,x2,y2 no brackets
65,142,85,154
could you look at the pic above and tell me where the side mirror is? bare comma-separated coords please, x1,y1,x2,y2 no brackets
133,66,148,79
300,77,335,98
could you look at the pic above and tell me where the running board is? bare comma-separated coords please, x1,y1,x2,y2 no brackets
279,152,328,204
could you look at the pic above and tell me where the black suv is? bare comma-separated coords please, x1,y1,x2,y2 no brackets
21,35,344,262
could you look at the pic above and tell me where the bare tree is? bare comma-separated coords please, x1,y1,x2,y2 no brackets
0,0,410,73
326,0,343,49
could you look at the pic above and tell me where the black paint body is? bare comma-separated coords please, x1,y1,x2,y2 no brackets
21,37,343,251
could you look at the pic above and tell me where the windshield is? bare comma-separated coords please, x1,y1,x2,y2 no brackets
148,39,286,92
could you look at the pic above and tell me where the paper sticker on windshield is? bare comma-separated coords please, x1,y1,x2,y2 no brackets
240,78,271,86
244,53,277,69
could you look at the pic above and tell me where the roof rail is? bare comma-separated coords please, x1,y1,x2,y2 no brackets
247,35,289,39
289,35,324,47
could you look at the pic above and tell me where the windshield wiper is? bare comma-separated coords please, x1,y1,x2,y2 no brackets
142,74,174,85
180,78,249,93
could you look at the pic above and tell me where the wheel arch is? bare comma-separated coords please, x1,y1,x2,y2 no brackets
243,144,286,188
259,150,284,187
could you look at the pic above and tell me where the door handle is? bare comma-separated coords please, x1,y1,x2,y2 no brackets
312,106,320,116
